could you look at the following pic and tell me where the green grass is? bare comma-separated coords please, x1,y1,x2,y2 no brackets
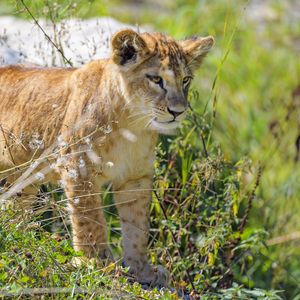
0,212,177,299
0,0,300,299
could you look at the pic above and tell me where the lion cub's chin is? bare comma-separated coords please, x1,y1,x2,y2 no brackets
150,119,181,135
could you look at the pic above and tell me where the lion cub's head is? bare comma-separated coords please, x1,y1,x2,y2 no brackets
111,29,214,132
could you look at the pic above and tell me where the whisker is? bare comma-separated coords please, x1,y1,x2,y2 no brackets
144,117,154,129
128,115,150,127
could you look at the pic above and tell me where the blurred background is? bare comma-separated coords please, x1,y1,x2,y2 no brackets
0,0,299,299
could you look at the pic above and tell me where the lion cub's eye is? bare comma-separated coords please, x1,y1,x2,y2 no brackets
146,75,164,88
183,76,192,87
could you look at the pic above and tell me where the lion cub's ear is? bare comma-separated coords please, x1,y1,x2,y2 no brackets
111,29,149,67
179,36,214,70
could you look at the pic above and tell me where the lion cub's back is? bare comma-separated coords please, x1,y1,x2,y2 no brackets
0,65,75,169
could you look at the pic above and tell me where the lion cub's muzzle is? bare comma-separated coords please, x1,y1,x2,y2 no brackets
167,96,188,121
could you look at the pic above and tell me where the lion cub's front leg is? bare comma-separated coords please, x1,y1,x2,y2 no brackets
114,177,169,287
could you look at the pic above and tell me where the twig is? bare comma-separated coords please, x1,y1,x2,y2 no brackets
267,231,300,246
0,287,132,298
238,165,262,234
0,124,16,166
19,0,73,67
188,102,209,158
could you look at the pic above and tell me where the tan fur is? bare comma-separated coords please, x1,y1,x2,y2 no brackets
0,30,213,287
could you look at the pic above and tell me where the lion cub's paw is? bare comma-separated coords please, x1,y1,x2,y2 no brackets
71,247,114,267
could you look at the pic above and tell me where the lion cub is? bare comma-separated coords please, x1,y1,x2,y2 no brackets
0,29,213,287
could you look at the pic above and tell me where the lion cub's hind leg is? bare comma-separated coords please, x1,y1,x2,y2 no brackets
60,170,113,263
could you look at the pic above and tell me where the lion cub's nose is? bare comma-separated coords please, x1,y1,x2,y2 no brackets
167,107,185,118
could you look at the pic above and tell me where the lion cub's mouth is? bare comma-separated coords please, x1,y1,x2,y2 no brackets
151,118,180,131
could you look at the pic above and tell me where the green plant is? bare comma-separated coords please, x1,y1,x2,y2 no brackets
0,0,299,298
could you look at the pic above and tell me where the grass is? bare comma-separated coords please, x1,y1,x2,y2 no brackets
0,0,300,299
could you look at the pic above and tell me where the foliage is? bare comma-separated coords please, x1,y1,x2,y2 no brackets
0,0,299,299
0,211,177,299
0,107,282,299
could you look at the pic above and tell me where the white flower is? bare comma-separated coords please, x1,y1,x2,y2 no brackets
58,179,65,188
84,137,91,145
68,169,78,179
28,133,44,150
105,161,114,168
73,197,80,205
57,136,68,148
102,124,112,134
35,172,45,181
78,157,86,168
